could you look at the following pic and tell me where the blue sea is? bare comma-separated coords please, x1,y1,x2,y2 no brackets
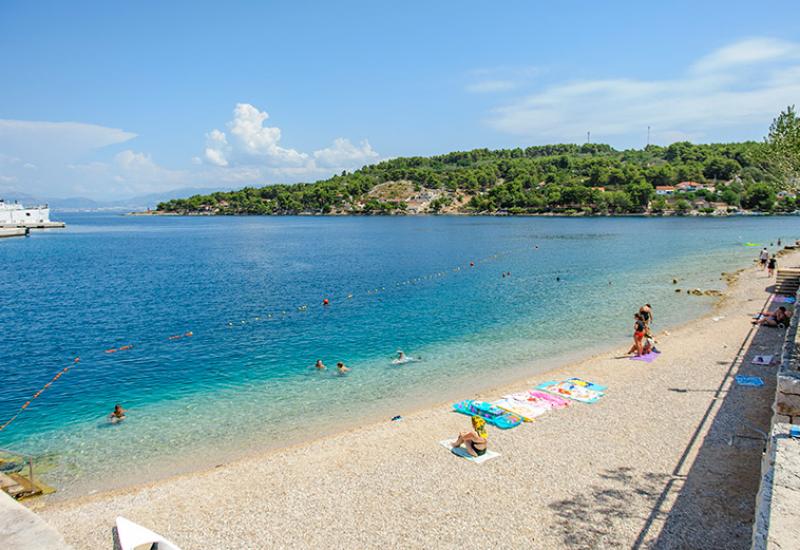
0,213,792,496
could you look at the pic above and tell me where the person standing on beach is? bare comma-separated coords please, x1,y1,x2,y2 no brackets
759,248,769,269
768,255,777,277
640,304,653,327
628,313,646,356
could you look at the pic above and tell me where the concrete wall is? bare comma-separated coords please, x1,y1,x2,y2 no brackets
752,292,800,549
0,492,72,549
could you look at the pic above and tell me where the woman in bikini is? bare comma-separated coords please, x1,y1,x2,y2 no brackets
451,416,488,457
628,313,646,356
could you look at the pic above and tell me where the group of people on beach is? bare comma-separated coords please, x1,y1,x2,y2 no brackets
628,304,656,357
758,247,778,276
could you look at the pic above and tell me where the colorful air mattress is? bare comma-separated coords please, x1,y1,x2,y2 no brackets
493,397,549,422
502,390,571,413
536,380,605,404
452,400,523,429
525,390,571,409
563,377,607,392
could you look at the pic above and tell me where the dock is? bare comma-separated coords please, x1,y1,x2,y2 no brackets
0,227,29,238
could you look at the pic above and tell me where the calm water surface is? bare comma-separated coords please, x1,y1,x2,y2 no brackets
0,213,793,496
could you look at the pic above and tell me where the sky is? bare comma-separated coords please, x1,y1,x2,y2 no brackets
1,1,799,200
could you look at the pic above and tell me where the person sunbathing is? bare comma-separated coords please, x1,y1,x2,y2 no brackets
451,416,488,457
754,306,793,327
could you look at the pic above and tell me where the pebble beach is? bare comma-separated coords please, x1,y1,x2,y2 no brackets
34,250,797,549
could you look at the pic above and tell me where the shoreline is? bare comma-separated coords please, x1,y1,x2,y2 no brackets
34,258,746,505
128,209,799,218
36,249,799,547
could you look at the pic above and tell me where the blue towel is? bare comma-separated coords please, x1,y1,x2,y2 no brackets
735,375,764,387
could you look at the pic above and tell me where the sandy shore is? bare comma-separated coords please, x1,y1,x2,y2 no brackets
36,251,798,549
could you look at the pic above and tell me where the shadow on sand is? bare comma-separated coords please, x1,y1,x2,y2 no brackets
547,290,788,549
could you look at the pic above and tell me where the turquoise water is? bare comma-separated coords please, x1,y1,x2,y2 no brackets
0,214,793,496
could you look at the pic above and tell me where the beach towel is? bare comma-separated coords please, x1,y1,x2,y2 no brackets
735,375,764,387
751,355,774,365
563,377,607,392
631,351,660,363
509,390,570,409
535,380,604,404
439,440,500,464
773,295,797,304
494,397,549,421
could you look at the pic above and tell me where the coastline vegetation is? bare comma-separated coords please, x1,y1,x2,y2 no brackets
157,108,800,216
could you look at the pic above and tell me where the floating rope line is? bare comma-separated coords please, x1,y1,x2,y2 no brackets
0,245,531,433
0,358,80,432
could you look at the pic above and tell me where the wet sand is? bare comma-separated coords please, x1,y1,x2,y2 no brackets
36,252,797,549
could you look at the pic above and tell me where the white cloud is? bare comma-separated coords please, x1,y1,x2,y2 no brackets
313,138,378,167
0,104,382,201
66,150,189,197
0,119,136,158
204,103,309,167
204,129,230,166
200,103,381,181
691,38,800,74
486,37,800,145
0,119,141,199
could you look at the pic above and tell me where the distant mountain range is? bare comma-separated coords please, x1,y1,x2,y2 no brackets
0,187,233,212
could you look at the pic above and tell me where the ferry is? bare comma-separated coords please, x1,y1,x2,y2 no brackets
0,199,64,228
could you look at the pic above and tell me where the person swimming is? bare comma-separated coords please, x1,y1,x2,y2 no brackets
392,350,419,364
336,361,350,374
314,359,326,370
109,404,127,423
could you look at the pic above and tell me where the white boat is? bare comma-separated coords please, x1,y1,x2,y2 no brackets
0,199,64,228
115,516,182,550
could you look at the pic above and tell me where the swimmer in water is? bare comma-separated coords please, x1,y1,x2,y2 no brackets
314,359,326,370
337,361,350,374
397,350,407,362
109,404,127,423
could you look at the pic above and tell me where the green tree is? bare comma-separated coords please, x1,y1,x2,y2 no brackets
703,156,739,180
674,199,691,214
650,196,668,213
626,180,654,209
766,105,800,190
741,183,776,211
